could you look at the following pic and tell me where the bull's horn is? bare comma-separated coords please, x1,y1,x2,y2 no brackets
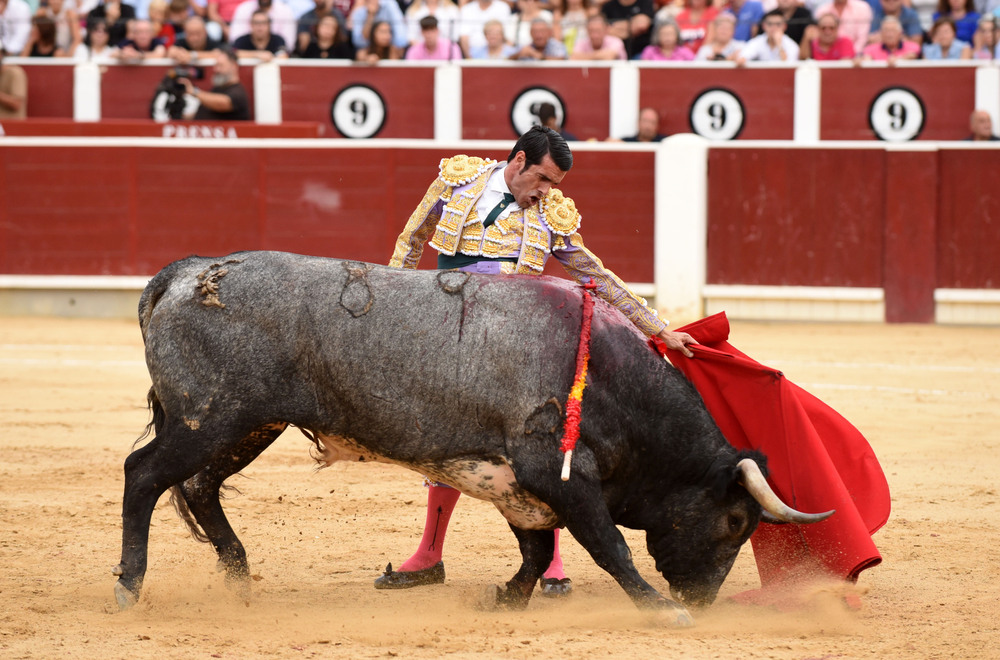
737,458,835,524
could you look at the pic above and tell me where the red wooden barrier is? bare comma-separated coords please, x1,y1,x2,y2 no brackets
18,64,75,118
0,145,654,283
460,66,612,142
706,148,885,287
884,150,937,323
820,67,976,141
280,66,435,139
937,149,1000,289
640,67,796,140
3,142,996,324
706,145,1000,321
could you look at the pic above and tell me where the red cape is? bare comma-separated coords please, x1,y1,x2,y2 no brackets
656,313,889,588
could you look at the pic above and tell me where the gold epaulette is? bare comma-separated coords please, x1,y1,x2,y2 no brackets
541,188,582,236
438,155,497,187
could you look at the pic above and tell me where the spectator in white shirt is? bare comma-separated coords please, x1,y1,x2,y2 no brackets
736,11,799,62
0,0,32,55
458,0,510,55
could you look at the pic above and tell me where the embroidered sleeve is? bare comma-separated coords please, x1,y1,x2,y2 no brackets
389,155,495,269
552,232,668,337
388,177,449,269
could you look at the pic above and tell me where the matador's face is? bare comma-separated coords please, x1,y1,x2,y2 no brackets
506,151,567,209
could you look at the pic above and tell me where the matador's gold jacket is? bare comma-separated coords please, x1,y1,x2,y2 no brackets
388,154,667,336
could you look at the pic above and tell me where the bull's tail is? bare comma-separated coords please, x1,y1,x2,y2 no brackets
134,387,239,544
168,486,210,543
133,386,165,449
168,481,242,544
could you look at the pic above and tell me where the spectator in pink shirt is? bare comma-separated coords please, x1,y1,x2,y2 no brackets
801,12,855,59
570,14,627,58
814,0,872,53
405,15,463,59
640,21,695,59
861,15,919,62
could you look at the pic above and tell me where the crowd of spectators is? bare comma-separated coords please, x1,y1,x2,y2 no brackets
1,0,999,63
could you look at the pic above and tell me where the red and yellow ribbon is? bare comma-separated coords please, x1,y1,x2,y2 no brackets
561,281,597,481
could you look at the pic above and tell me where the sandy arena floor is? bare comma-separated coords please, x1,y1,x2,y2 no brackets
1,316,997,659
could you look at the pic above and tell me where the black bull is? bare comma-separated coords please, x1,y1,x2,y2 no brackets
115,251,832,624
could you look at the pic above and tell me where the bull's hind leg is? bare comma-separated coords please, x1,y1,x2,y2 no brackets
173,422,288,602
492,527,555,610
115,420,254,610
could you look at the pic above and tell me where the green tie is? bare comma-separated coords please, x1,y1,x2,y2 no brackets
482,193,516,228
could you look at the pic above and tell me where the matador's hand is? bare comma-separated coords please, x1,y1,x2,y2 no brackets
657,329,698,358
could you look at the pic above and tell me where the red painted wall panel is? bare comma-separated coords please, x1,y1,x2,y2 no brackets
937,150,1000,289
639,68,796,140
706,148,885,287
5,142,997,319
20,64,75,118
820,68,976,141
1,147,134,274
280,66,435,138
461,67,612,142
553,151,655,283
101,64,257,120
0,145,654,283
884,151,937,322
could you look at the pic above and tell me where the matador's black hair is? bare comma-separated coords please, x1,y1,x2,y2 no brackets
508,125,573,173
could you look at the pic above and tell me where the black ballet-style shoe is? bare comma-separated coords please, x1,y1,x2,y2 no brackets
373,561,446,589
539,577,573,597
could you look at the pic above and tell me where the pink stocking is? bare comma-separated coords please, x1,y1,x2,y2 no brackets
398,485,462,572
542,528,567,580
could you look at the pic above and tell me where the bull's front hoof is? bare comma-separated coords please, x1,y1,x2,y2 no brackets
640,596,696,627
224,572,252,606
472,584,530,611
114,580,139,611
494,582,531,610
655,600,695,628
665,606,695,628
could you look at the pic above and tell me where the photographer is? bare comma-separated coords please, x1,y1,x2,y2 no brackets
177,46,249,120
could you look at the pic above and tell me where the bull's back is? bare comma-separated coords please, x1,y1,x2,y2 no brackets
141,252,594,458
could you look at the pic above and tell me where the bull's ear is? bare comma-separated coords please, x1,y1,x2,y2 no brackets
710,451,769,502
707,459,744,502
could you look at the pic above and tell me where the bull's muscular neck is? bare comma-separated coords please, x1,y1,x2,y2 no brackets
583,327,738,528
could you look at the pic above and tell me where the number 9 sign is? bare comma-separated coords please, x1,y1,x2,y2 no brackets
689,88,746,141
868,87,925,142
331,84,388,139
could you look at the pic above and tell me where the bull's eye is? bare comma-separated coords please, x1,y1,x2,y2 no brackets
727,514,744,532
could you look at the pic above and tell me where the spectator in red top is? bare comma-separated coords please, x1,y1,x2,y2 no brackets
208,0,244,41
675,0,718,52
149,0,178,47
801,12,854,59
